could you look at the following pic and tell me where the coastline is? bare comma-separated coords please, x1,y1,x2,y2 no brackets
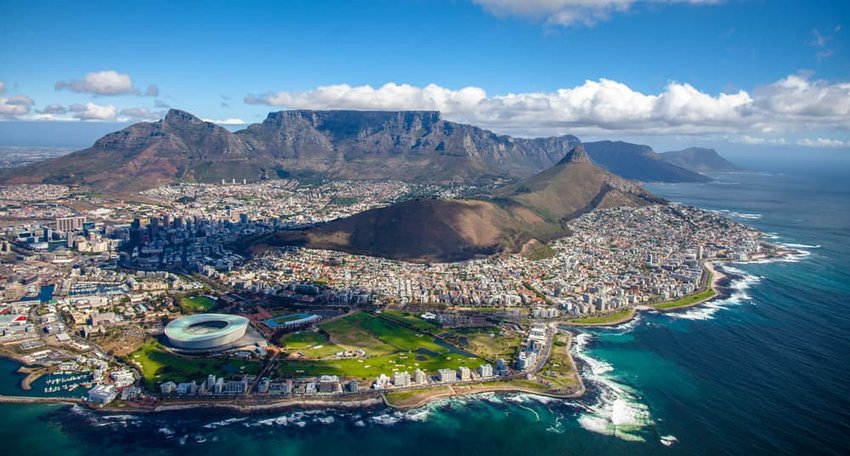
0,335,588,414
153,396,385,413
652,261,723,313
563,307,636,327
559,249,800,326
384,382,585,411
386,332,586,410
559,259,726,327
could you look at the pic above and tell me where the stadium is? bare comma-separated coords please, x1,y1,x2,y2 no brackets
164,313,251,351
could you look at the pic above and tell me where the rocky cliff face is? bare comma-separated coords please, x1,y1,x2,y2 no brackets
237,110,580,182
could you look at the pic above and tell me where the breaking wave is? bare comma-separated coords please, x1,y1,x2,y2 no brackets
569,333,655,442
666,265,759,321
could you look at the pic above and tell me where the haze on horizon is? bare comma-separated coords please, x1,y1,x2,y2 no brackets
0,0,848,154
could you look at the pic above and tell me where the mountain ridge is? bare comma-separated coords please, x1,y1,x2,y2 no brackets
582,141,711,183
0,109,711,191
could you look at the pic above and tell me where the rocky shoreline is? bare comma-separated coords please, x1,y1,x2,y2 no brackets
565,249,802,327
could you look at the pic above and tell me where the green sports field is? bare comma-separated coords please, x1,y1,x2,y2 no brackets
179,295,218,313
379,310,440,332
279,330,345,358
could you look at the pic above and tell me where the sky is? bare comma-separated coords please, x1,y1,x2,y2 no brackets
0,0,848,152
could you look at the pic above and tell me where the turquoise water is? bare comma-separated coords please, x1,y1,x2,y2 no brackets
3,159,849,455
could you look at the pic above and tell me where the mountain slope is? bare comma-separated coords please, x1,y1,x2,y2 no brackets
660,147,741,172
246,145,662,263
583,141,711,183
0,110,260,191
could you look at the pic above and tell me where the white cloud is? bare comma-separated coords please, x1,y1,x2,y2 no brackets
754,75,850,118
472,0,722,26
69,102,117,121
737,135,787,146
39,104,68,115
797,137,849,148
144,84,160,97
56,70,135,95
246,82,488,113
0,94,35,119
202,117,247,125
119,107,165,121
26,113,69,121
0,81,5,95
244,74,850,138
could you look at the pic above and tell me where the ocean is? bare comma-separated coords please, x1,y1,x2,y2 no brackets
3,157,850,455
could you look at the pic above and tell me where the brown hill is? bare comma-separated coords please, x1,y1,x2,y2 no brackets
247,145,663,263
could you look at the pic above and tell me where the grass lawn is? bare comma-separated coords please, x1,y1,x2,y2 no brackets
179,295,218,313
380,310,440,332
455,379,550,394
319,312,396,356
278,312,483,381
567,307,634,325
279,330,344,359
384,386,452,407
654,288,716,310
128,339,260,390
441,327,521,361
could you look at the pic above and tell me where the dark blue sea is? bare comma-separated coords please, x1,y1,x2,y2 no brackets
3,157,849,455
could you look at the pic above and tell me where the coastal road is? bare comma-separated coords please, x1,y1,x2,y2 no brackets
250,351,281,393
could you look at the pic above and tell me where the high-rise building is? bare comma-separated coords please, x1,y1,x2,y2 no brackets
394,371,411,387
458,366,471,381
346,380,359,393
56,216,86,232
479,364,494,378
130,218,142,247
438,368,456,383
414,369,427,384
149,217,160,238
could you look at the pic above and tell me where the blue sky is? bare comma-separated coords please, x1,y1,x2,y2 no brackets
1,0,848,151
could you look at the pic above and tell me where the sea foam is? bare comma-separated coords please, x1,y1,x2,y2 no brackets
666,266,759,321
570,333,653,442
